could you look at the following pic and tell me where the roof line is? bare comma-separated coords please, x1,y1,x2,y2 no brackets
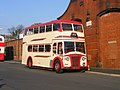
57,0,71,20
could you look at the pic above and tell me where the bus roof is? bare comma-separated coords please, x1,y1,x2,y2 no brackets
25,20,82,30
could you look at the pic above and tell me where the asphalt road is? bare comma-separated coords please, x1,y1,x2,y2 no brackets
0,61,120,90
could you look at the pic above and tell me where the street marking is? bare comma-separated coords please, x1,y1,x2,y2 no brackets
87,71,120,77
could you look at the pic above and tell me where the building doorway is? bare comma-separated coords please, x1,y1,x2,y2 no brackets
98,8,120,68
5,46,14,60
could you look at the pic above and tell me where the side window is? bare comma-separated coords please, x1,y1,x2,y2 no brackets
53,43,56,54
34,27,38,34
53,23,60,31
28,46,32,52
73,24,83,32
46,25,52,32
62,23,72,31
24,29,28,35
76,42,85,53
33,45,38,52
28,28,34,35
45,45,51,52
40,26,45,33
39,45,44,52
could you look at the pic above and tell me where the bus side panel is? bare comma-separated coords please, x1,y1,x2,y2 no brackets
0,53,4,61
0,47,4,61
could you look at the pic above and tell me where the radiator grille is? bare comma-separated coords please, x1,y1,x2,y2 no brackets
71,55,80,69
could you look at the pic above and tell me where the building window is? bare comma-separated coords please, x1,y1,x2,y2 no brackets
71,13,75,20
86,16,90,22
87,9,90,15
106,1,110,9
71,0,77,3
79,1,84,6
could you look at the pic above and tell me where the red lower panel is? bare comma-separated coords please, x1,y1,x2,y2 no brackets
0,53,4,60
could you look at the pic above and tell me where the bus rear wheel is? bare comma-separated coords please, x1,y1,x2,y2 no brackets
54,60,63,73
27,59,33,68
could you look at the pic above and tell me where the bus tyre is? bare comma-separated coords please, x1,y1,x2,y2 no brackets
27,59,33,69
54,60,63,73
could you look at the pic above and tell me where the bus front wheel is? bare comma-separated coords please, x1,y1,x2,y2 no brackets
54,60,63,73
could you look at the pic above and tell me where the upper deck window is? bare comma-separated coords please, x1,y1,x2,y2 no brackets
73,24,83,32
40,26,45,33
34,27,38,34
53,23,60,31
62,23,72,31
46,25,52,32
24,29,28,35
28,28,34,35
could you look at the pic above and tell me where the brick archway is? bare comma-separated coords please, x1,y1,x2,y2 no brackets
98,9,120,69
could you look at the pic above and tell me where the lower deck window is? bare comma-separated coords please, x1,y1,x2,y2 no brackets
45,45,51,52
28,46,32,52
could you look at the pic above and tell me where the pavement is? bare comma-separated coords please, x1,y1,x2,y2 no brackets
90,67,120,74
88,67,120,77
4,60,120,77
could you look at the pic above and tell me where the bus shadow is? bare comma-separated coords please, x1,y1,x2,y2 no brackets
25,66,86,74
0,79,6,88
0,84,6,88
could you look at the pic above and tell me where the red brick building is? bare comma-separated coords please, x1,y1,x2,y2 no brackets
58,0,120,69
5,39,23,60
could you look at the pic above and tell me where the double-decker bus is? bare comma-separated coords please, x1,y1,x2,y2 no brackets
0,35,4,61
22,20,88,73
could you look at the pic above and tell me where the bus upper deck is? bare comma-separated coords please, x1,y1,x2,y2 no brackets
24,20,84,35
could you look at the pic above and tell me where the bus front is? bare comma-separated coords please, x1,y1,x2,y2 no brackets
53,21,88,72
63,41,88,71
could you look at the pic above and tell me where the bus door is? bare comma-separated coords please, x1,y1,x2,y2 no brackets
58,42,63,55
53,42,63,55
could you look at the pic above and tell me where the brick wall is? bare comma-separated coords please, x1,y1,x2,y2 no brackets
58,0,120,69
5,39,23,60
98,12,120,68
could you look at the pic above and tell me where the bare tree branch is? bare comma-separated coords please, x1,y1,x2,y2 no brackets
8,25,24,39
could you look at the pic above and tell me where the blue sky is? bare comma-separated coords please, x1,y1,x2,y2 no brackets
0,0,70,34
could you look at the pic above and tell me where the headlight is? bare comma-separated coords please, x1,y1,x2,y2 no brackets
82,56,86,61
80,56,87,67
64,56,70,61
63,56,71,67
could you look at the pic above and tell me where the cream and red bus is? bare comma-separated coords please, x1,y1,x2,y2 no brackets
22,20,88,73
0,35,4,61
